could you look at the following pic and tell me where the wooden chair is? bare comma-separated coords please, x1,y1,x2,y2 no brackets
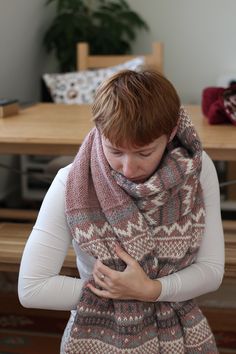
76,42,164,73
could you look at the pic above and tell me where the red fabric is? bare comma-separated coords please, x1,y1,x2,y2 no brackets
222,85,236,125
202,87,225,116
201,87,229,124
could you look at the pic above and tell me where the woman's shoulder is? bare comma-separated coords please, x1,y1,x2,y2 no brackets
200,151,219,187
55,163,72,186
201,151,216,174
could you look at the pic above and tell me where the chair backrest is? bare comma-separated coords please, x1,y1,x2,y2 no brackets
76,42,163,73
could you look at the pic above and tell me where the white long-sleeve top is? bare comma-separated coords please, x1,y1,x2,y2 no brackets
18,151,225,311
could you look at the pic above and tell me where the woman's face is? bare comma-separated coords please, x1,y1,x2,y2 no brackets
101,135,169,183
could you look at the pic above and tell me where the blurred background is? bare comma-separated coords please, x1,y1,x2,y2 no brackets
0,2,236,353
1,0,236,104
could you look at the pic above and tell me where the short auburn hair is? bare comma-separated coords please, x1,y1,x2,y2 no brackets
92,69,180,147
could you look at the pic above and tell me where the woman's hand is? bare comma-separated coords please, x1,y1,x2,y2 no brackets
87,244,161,302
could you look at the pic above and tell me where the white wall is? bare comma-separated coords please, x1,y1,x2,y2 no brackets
0,0,56,104
1,1,235,105
127,0,236,103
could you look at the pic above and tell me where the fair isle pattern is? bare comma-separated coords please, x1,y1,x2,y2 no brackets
65,106,218,353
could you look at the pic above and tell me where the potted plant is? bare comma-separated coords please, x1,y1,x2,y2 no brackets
43,0,149,72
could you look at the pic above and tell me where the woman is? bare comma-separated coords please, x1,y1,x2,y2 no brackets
18,69,224,353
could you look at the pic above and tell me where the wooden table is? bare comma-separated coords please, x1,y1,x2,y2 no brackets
0,103,236,160
0,103,93,156
187,105,236,161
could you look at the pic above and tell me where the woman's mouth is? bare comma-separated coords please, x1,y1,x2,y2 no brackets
129,176,146,183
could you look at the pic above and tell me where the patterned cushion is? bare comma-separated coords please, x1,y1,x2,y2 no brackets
43,57,144,104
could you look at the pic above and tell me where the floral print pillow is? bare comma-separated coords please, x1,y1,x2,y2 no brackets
43,57,145,104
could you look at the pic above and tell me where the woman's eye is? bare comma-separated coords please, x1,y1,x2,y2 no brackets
139,152,152,157
112,151,122,156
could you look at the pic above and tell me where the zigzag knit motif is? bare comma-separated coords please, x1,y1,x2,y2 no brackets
65,107,218,353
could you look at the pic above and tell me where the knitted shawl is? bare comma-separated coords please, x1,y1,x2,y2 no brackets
65,107,218,353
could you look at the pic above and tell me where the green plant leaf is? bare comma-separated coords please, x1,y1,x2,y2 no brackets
43,0,149,71
45,0,55,6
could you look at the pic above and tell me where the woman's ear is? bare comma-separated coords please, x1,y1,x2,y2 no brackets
168,125,178,142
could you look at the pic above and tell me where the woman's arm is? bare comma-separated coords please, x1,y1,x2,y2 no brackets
158,151,225,301
18,166,84,311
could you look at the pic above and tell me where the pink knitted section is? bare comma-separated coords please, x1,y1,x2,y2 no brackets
64,107,218,353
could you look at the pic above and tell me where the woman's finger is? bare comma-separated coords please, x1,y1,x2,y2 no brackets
115,244,136,266
87,283,113,299
93,272,109,290
96,260,117,278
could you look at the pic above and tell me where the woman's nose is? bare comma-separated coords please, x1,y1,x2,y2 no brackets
122,157,137,178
